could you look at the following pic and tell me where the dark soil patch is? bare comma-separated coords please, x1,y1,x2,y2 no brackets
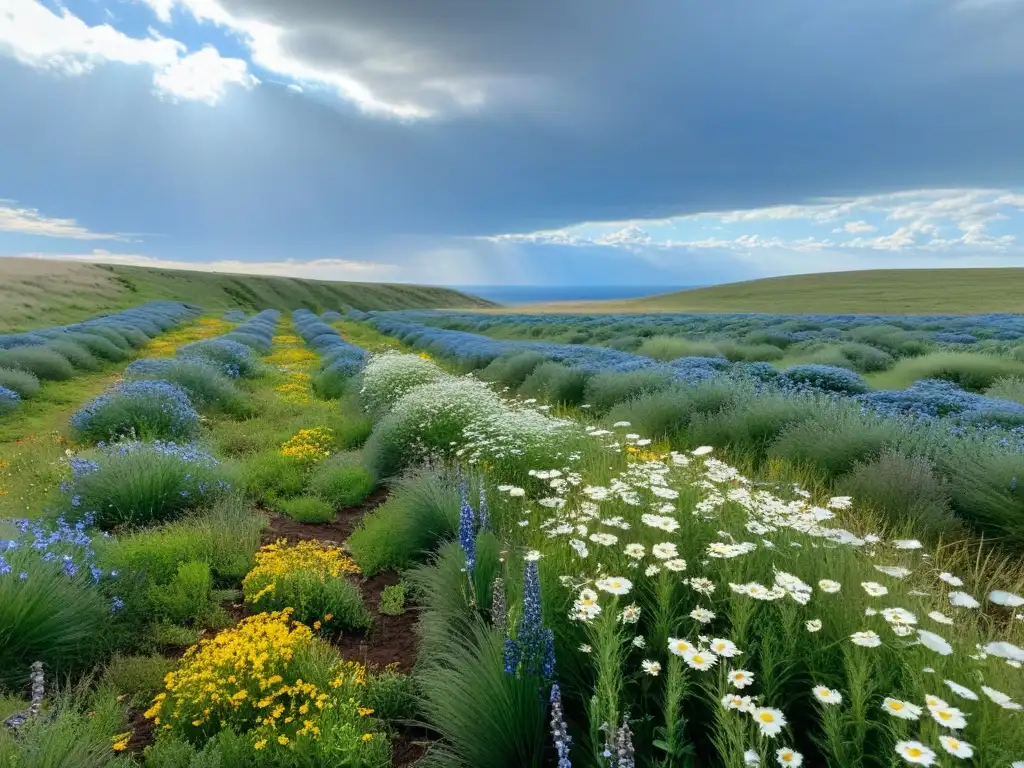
332,570,419,671
391,726,433,768
262,486,390,546
124,708,156,756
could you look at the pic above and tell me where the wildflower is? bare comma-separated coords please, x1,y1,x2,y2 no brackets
667,638,694,656
924,694,949,711
948,591,980,608
692,446,713,456
916,630,953,656
927,611,954,625
895,741,936,765
690,607,715,624
938,572,964,587
595,577,632,595
893,539,923,550
818,579,842,593
938,736,973,759
632,635,646,648
776,748,803,766
652,542,679,560
619,604,641,624
745,750,760,766
989,590,1024,607
641,660,661,676
644,564,660,577
458,481,477,575
861,581,888,597
579,644,592,654
729,669,754,689
812,686,842,705
981,686,1022,710
882,698,922,720
711,638,741,657
805,619,822,633
875,565,912,579
664,558,687,572
751,706,786,737
683,649,717,671
549,684,573,768
930,706,967,729
623,543,645,559
850,631,882,648
881,608,917,625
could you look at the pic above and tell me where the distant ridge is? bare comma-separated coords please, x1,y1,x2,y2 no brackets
515,269,1024,315
0,257,493,332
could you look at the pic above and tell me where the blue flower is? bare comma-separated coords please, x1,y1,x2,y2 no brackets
458,479,476,575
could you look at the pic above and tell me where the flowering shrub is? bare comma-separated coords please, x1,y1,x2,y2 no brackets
124,357,249,415
0,514,118,687
70,379,200,443
60,440,231,529
358,351,447,418
280,427,335,463
0,367,40,399
242,540,370,632
144,610,387,761
781,363,869,394
178,338,259,379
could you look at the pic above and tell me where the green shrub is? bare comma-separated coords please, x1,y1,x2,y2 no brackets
0,346,75,381
333,412,374,449
66,332,128,362
882,352,1024,392
70,381,200,444
309,454,375,507
717,342,785,362
378,583,406,615
937,443,1024,546
242,451,308,502
479,351,547,388
0,686,131,768
637,336,722,361
349,469,459,575
279,495,336,523
128,359,251,417
0,547,109,689
686,391,820,463
839,342,895,372
0,367,40,399
583,369,673,413
44,339,102,371
838,450,960,542
606,381,739,440
117,327,151,348
311,366,357,400
84,326,134,350
985,376,1024,405
102,654,177,708
243,559,371,633
363,666,418,721
62,441,231,530
147,560,214,625
768,405,903,479
518,361,589,405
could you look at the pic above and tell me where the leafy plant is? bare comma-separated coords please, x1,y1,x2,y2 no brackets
279,495,335,524
70,380,200,444
378,583,406,616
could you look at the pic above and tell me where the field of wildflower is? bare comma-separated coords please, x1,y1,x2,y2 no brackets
1,300,1023,767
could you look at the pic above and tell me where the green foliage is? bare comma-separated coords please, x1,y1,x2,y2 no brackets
332,412,374,450
880,351,1024,392
64,443,231,530
0,346,75,381
518,362,589,406
147,560,214,625
242,451,308,502
0,547,109,689
66,332,129,362
102,654,177,709
311,366,356,399
378,583,406,616
309,455,374,508
636,335,723,361
686,390,820,462
0,367,40,399
363,666,418,721
838,342,895,372
246,570,371,634
279,495,336,524
937,443,1024,546
716,342,785,362
0,686,132,768
583,369,673,413
130,359,251,416
985,376,1024,405
349,469,459,576
45,340,103,371
479,351,547,389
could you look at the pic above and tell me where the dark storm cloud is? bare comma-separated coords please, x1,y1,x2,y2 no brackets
1,0,1023,255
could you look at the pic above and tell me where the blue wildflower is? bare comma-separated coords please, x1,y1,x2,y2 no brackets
549,683,573,768
459,479,476,575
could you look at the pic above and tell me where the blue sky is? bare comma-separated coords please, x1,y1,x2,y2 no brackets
1,0,1024,287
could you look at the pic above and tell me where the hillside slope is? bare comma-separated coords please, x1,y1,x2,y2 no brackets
525,269,1024,315
0,258,491,331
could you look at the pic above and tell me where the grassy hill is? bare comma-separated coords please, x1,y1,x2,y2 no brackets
0,258,491,331
523,269,1024,315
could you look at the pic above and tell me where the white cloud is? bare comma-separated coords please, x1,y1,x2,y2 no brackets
8,249,401,281
0,0,256,105
0,201,126,239
839,220,876,234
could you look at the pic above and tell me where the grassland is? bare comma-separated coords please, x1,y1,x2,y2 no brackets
0,257,492,332
521,268,1024,314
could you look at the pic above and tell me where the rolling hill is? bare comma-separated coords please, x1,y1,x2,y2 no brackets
0,258,492,332
519,269,1024,315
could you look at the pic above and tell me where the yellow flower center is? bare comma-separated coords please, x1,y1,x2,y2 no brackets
759,712,775,723
907,748,922,758
889,702,904,710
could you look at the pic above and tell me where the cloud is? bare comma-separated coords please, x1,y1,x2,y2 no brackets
0,0,256,104
0,201,128,239
839,220,877,234
8,249,401,281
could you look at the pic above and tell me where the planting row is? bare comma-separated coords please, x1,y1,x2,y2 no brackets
357,316,1024,550
344,351,1024,766
0,302,202,416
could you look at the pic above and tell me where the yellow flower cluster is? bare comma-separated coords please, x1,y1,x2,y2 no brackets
243,539,360,605
279,427,334,462
144,610,373,752
111,731,132,752
266,345,319,370
275,372,314,404
144,317,234,358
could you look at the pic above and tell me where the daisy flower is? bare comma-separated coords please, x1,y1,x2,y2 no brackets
938,736,973,759
623,543,645,559
729,669,755,689
711,638,741,657
851,631,882,648
930,706,967,730
652,542,679,560
895,740,936,765
776,748,803,766
818,579,842,593
683,649,717,671
948,591,980,609
751,707,786,737
882,698,922,720
924,694,949,711
595,577,633,595
641,660,661,676
664,558,687,572
861,582,888,597
668,637,694,656
938,572,964,587
690,607,715,624
805,619,822,633
812,686,842,705
944,680,978,701
927,611,954,626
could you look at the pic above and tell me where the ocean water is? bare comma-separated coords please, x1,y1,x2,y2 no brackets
455,285,695,305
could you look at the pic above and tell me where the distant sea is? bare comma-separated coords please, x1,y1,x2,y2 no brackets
453,285,696,306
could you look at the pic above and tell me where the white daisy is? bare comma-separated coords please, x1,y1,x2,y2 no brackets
664,558,688,572
812,686,842,705
882,698,922,720
938,572,964,587
690,607,716,624
728,669,755,689
683,648,717,671
851,631,882,648
895,740,936,765
948,591,980,609
652,542,679,560
818,579,842,593
751,707,786,737
927,611,954,626
861,582,889,597
667,637,694,657
775,748,803,766
805,619,822,633
930,706,967,730
938,736,973,759
595,577,633,595
641,660,661,676
944,680,978,701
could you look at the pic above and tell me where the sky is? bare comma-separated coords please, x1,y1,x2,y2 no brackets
1,0,1023,288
